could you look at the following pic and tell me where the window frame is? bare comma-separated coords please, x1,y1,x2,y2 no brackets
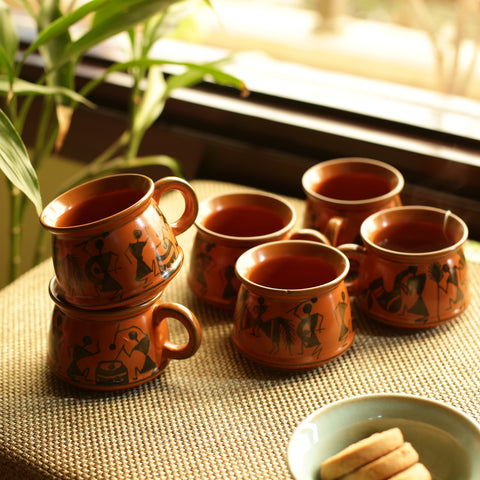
18,39,480,239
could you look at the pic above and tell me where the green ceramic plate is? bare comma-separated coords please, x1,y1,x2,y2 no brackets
287,393,480,480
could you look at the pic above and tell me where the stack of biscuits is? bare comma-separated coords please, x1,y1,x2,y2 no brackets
320,428,431,480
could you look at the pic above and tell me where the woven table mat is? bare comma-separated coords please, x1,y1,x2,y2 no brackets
1,179,479,480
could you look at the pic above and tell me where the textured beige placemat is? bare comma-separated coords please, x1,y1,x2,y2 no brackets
1,179,479,480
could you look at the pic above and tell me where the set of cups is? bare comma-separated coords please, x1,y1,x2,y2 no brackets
188,158,470,371
40,174,202,390
40,158,471,387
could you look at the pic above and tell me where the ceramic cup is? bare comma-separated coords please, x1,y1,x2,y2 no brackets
48,277,202,390
339,206,470,328
232,240,354,370
187,192,329,309
302,158,404,245
40,174,198,309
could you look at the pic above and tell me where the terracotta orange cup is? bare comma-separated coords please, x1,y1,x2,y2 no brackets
48,277,202,391
188,192,328,309
339,206,470,328
40,174,198,309
302,158,404,245
232,240,354,370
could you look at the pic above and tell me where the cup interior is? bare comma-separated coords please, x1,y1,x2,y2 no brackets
362,206,468,255
236,240,349,292
302,158,404,203
196,192,296,240
41,174,152,229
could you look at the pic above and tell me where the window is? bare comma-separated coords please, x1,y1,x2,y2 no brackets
191,0,480,101
10,0,480,239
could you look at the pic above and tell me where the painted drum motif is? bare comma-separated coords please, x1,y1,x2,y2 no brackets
48,279,202,391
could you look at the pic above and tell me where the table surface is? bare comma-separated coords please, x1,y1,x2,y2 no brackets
1,179,479,480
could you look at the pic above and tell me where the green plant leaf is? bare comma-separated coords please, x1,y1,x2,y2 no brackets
163,60,248,98
19,0,112,63
142,13,168,51
80,58,247,100
54,0,182,68
0,45,13,83
0,0,18,82
0,109,42,214
36,1,76,80
90,0,178,28
0,1,18,61
132,66,167,138
0,76,96,107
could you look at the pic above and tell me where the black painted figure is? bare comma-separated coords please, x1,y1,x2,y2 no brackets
294,299,323,357
335,291,349,342
84,238,123,296
126,229,153,281
67,336,100,379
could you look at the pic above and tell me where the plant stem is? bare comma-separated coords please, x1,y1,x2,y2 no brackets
57,130,131,193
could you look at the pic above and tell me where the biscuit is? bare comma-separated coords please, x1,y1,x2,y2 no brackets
340,442,419,480
388,463,432,480
319,428,404,480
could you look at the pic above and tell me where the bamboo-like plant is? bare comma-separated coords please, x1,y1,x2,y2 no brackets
0,0,247,284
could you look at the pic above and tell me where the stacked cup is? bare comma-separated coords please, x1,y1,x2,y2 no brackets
41,174,202,391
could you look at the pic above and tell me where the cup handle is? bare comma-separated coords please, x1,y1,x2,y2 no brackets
337,243,367,295
288,228,331,245
153,302,202,360
152,177,199,236
325,216,344,246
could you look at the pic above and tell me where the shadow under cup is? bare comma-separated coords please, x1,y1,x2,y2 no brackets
232,240,355,370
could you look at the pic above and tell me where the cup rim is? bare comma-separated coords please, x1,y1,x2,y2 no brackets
40,173,154,235
302,158,404,207
360,205,469,258
235,239,350,297
195,191,297,245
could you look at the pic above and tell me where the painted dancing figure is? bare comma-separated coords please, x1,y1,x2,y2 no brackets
84,238,122,296
441,262,464,308
222,265,237,302
126,229,153,281
192,241,215,292
67,336,100,380
335,291,349,342
294,300,323,357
